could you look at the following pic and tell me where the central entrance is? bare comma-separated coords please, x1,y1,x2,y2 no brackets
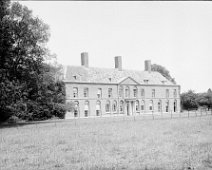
125,100,135,115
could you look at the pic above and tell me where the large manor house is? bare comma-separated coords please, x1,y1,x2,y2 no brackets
64,52,180,118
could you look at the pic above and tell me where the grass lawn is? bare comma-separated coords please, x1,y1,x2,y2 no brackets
1,113,212,170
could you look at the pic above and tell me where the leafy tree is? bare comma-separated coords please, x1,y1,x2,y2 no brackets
0,1,66,122
196,88,212,111
180,90,198,111
151,64,176,84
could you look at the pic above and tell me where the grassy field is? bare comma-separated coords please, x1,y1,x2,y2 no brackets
1,113,212,170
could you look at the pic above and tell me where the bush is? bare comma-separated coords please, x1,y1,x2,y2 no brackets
51,103,66,119
7,116,21,124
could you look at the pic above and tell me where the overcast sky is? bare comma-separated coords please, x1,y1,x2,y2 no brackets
20,1,212,93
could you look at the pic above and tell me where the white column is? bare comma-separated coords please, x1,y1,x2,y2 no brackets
129,101,132,115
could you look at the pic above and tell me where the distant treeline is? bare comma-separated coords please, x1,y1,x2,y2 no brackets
180,89,212,111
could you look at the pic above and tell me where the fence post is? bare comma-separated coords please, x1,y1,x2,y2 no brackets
152,111,154,120
171,110,172,119
195,110,197,117
188,110,189,118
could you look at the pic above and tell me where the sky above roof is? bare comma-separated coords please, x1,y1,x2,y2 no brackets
19,1,212,93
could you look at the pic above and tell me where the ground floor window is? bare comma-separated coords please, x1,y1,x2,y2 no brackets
105,100,110,113
158,101,162,112
84,110,88,117
120,101,124,114
74,101,79,117
112,100,117,113
149,100,153,111
96,110,100,116
135,100,139,112
74,110,78,117
166,101,169,112
84,101,89,117
96,101,101,116
174,100,177,112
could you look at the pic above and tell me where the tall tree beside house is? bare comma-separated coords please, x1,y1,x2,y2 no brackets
151,64,176,84
0,1,65,122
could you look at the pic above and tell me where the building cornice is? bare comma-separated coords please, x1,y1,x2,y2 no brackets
63,80,180,88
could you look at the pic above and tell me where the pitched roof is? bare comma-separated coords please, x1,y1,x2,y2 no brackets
63,66,176,85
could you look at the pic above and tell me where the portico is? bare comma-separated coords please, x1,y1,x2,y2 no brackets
125,99,136,115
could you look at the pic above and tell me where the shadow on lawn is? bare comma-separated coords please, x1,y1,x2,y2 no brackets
0,119,67,129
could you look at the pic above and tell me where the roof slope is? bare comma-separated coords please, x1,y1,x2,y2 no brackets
64,66,176,85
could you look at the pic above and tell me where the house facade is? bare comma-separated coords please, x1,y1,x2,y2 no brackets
64,52,180,118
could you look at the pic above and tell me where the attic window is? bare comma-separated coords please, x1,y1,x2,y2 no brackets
109,78,112,82
162,80,166,84
144,79,149,84
73,75,77,80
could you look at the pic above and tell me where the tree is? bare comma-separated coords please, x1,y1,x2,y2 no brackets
180,90,198,111
151,64,176,84
0,1,66,122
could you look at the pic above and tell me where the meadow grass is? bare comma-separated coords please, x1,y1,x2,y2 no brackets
1,113,212,170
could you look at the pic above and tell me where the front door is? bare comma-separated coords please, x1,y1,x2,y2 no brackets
174,101,176,112
126,102,130,115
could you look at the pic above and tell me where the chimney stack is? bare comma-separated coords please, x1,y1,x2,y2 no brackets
115,56,122,71
81,52,89,67
145,60,151,73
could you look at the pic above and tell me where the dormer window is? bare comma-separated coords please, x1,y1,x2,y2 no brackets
109,78,112,82
73,75,77,80
162,80,166,84
144,79,149,84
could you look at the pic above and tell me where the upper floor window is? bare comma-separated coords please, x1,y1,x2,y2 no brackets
133,86,138,98
141,89,145,97
97,88,102,98
174,89,177,98
73,87,78,98
108,88,112,98
119,86,123,97
149,100,153,111
83,88,89,97
152,89,155,98
125,86,130,98
166,89,169,98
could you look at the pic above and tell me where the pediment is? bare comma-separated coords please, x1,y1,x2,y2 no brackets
118,77,140,85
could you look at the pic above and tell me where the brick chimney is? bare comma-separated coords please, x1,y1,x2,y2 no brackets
115,56,122,71
81,52,89,67
145,60,151,73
